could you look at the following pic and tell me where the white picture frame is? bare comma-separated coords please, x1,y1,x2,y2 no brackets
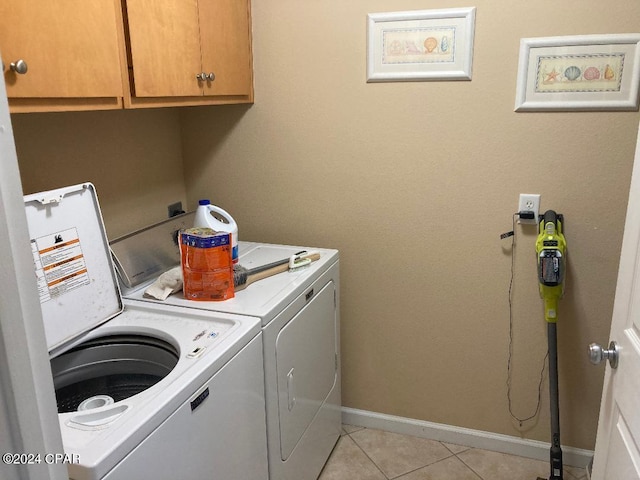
366,7,476,83
515,34,640,112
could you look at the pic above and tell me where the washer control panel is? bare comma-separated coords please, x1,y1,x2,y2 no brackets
187,328,222,358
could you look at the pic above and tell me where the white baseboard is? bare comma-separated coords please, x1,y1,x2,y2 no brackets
342,407,593,469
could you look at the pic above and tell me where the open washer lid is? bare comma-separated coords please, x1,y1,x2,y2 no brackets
23,183,123,353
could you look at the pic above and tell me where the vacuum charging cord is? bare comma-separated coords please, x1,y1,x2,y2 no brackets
503,213,549,427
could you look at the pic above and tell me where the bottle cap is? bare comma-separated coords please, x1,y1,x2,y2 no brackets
198,199,211,205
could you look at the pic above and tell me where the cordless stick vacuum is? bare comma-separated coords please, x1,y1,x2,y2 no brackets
535,210,567,480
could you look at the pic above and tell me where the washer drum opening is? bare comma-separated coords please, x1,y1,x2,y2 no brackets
50,335,179,413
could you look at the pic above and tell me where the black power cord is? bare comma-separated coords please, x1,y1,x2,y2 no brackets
503,212,549,427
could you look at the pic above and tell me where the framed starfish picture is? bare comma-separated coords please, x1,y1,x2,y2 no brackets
515,34,640,112
366,7,476,82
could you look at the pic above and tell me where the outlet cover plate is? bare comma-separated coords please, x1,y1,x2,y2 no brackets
518,194,540,224
167,201,183,218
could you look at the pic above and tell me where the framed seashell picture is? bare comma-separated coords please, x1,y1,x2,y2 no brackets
515,34,640,112
366,7,476,82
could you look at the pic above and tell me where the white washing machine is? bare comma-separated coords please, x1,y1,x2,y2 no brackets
111,212,342,480
24,184,269,480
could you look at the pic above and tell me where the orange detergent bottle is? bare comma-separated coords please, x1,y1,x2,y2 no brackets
180,227,234,301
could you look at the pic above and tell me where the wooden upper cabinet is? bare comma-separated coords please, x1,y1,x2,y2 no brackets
0,0,125,112
124,0,254,107
125,0,203,97
0,0,252,112
198,0,253,97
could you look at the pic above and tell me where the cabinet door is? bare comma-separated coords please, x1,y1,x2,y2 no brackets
126,0,203,97
198,0,253,96
0,0,123,99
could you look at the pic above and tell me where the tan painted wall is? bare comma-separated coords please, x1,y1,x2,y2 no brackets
11,109,186,239
180,0,640,450
8,0,640,452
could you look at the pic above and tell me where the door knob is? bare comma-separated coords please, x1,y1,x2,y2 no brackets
588,341,619,369
10,59,28,74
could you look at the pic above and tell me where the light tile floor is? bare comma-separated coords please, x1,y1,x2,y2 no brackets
319,425,588,480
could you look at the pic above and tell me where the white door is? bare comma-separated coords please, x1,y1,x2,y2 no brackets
591,121,640,480
0,56,67,480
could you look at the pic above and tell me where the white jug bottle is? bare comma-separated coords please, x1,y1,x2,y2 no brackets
193,199,238,263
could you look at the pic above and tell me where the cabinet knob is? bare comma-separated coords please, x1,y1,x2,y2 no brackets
196,72,207,81
10,59,28,75
207,72,215,81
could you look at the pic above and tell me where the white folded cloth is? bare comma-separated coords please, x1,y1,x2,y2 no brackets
144,266,183,300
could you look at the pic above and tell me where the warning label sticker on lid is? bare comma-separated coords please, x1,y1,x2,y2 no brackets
31,227,90,304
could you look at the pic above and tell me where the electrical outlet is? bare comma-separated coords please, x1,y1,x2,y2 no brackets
167,201,184,218
518,194,540,224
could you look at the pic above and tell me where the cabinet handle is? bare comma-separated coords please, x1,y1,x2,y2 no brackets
196,72,215,82
10,59,28,75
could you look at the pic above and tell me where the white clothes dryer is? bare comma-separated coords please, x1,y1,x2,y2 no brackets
112,213,342,480
24,184,269,480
